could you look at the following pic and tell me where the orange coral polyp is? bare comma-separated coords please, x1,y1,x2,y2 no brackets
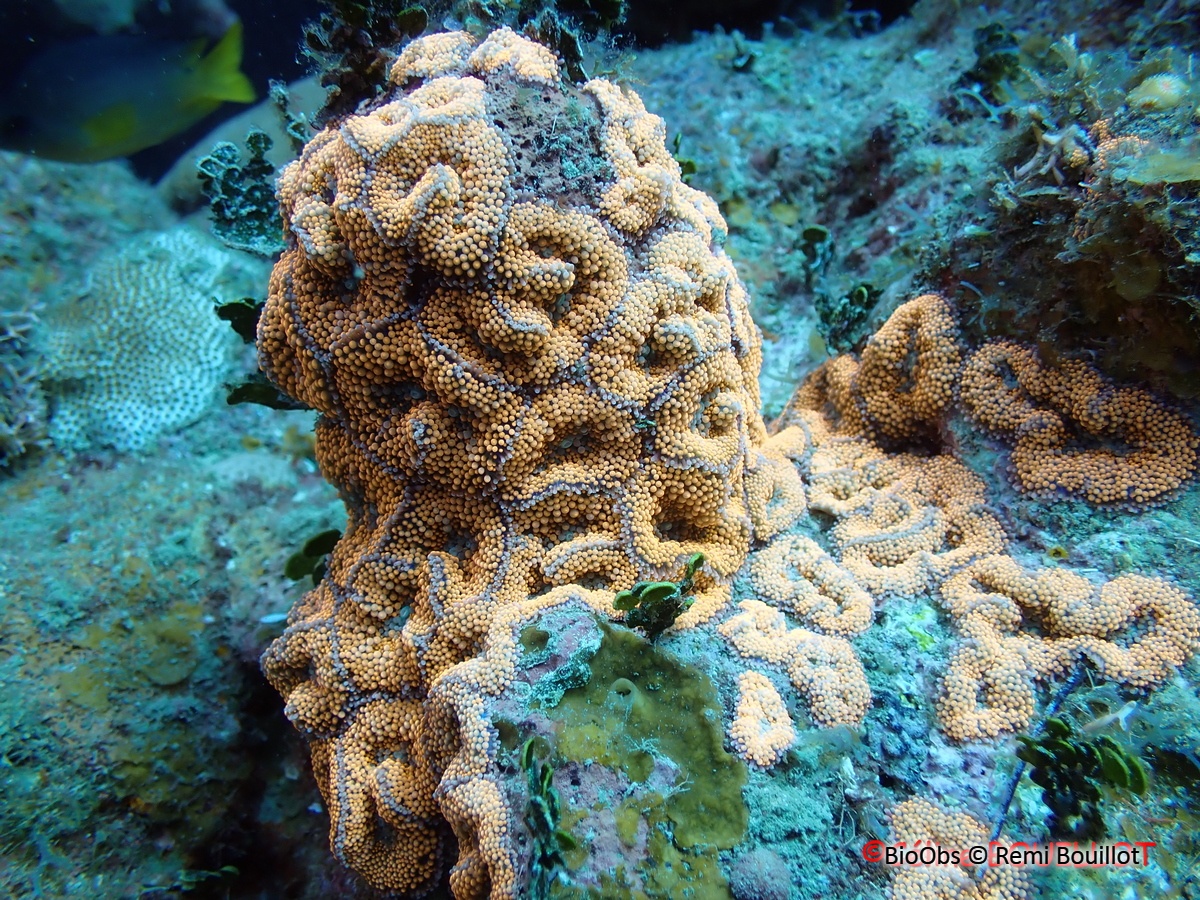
258,28,802,899
962,340,1199,505
775,294,1199,747
889,798,1031,900
852,293,963,443
729,671,797,767
934,554,1200,739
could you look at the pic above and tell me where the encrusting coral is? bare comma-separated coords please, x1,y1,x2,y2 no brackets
961,340,1198,506
728,670,797,768
776,293,1200,745
889,798,1031,900
718,599,872,728
749,533,873,636
40,226,259,452
937,555,1200,741
258,28,805,897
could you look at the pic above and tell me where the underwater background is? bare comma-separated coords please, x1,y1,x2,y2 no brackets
1,1,1200,898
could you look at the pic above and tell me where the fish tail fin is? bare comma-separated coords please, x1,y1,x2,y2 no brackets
195,21,255,104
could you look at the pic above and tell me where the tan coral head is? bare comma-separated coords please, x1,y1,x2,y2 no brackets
257,26,797,899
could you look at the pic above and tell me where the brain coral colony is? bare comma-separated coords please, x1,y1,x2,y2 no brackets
260,27,1200,900
259,27,806,896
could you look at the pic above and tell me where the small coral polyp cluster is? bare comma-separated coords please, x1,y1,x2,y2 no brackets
778,295,1198,900
259,28,801,896
961,340,1198,505
779,294,1199,742
41,227,253,452
259,27,1200,900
